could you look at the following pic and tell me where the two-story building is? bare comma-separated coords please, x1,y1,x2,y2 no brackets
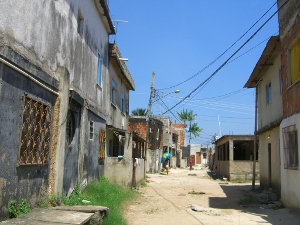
277,0,300,211
244,36,282,196
0,0,136,219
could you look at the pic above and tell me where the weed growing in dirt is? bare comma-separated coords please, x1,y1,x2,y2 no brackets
8,199,31,218
140,181,147,188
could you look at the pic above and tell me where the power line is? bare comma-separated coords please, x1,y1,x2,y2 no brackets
157,1,277,91
162,1,283,115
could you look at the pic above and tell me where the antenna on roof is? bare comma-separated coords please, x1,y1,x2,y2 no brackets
112,20,128,43
217,114,222,137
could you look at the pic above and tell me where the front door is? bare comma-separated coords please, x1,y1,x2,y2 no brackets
268,143,272,188
196,152,201,164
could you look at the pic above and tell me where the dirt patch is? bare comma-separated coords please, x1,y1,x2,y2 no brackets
124,167,300,225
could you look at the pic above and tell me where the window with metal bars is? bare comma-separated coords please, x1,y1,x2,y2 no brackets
283,125,299,169
19,96,52,165
99,129,106,159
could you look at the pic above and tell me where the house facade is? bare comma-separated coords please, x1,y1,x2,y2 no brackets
0,0,137,219
215,135,259,181
244,36,282,196
173,123,186,167
277,0,300,210
128,116,163,173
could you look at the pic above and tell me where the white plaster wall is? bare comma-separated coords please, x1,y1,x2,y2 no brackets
280,114,300,210
257,54,282,129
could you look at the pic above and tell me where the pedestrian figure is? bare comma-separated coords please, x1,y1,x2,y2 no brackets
161,150,172,175
190,159,193,171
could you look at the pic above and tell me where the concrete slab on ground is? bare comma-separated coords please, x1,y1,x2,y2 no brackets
0,208,93,225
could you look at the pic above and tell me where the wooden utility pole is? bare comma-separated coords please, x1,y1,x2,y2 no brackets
252,86,258,190
144,72,155,178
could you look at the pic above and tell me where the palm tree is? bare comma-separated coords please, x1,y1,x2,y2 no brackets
131,108,147,116
188,122,202,139
177,109,201,145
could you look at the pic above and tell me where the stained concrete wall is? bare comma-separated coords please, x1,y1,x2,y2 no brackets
0,0,113,218
0,59,58,219
104,157,145,188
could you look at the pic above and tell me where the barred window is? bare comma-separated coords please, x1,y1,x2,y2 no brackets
19,96,52,165
283,125,299,169
99,129,106,159
89,121,94,140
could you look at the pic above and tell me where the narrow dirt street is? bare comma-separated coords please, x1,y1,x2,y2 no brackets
124,167,300,225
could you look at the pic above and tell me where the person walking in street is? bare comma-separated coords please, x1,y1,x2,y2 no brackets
189,158,193,171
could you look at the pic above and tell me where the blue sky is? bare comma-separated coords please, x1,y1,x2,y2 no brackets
108,1,279,147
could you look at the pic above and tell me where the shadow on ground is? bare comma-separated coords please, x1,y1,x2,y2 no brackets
206,171,300,225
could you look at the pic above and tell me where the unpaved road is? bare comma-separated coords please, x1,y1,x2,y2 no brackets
124,167,300,225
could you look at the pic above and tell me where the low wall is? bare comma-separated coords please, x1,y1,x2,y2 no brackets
230,161,260,180
104,157,145,188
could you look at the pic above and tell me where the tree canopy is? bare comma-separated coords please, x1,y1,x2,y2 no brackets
177,109,202,144
131,108,147,116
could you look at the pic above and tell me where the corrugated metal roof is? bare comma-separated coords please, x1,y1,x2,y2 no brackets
244,36,281,88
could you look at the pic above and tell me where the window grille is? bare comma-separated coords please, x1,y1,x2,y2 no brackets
283,125,299,169
99,129,106,159
89,121,94,140
19,96,52,165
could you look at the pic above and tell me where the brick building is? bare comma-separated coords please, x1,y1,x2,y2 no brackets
278,0,300,211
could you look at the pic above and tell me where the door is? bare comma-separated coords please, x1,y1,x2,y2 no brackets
196,152,201,164
268,143,272,188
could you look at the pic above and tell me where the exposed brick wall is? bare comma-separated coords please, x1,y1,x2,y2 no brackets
173,123,186,147
279,0,300,118
128,117,164,150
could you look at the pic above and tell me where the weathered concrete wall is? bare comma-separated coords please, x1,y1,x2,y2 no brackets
104,154,145,188
146,149,163,173
104,157,132,187
217,161,230,178
0,0,114,218
0,58,58,219
135,159,145,186
230,161,260,181
259,128,281,195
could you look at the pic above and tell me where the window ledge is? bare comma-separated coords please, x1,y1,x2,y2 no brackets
111,102,116,108
288,78,300,90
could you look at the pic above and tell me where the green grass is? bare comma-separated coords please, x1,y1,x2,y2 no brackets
37,176,138,224
80,176,138,225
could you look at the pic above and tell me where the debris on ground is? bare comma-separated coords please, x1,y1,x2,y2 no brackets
191,204,205,212
188,190,205,195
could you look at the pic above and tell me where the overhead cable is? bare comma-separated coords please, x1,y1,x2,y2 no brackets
157,1,277,91
162,1,288,115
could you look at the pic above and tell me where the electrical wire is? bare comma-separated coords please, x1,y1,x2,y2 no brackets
157,1,277,91
162,1,287,115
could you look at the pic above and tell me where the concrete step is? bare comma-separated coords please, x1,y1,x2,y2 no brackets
1,206,109,225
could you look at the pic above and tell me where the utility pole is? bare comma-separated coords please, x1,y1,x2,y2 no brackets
144,72,155,175
252,86,258,190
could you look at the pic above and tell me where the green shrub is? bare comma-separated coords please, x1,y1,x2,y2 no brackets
8,199,31,218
